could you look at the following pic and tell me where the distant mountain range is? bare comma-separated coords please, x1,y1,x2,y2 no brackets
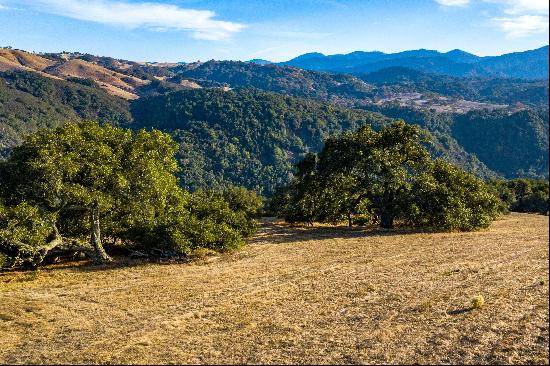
1,46,548,185
247,46,549,80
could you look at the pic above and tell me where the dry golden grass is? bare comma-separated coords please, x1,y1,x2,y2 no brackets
0,49,149,99
47,59,148,99
0,213,548,364
0,49,54,72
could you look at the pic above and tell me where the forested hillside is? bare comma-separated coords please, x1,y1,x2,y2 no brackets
0,71,131,155
452,109,549,178
130,88,387,194
1,51,548,193
362,67,549,107
171,61,374,102
363,105,549,179
129,88,498,195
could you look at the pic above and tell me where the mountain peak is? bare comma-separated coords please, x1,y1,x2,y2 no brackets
290,52,325,61
246,59,273,65
281,46,548,79
444,49,480,63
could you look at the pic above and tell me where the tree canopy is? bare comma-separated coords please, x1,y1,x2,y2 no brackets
272,122,501,230
0,122,260,268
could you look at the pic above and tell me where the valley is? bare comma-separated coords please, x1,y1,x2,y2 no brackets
1,46,548,193
1,2,549,364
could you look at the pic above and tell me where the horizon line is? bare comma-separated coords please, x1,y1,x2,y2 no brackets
1,43,548,64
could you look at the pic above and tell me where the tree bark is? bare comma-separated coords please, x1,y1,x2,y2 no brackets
348,212,352,227
380,184,395,229
90,203,112,263
23,225,98,268
380,212,394,229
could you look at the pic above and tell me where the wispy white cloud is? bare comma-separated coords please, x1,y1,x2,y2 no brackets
487,0,548,37
435,0,549,38
496,0,548,15
27,0,245,41
493,14,548,38
435,0,470,7
274,31,331,40
248,45,290,59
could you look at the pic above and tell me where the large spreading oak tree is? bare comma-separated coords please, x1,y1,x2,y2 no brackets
274,121,501,230
0,121,183,265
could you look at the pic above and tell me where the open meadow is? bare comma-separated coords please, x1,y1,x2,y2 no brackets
0,213,548,365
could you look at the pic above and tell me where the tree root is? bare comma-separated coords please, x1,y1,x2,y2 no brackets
26,226,111,268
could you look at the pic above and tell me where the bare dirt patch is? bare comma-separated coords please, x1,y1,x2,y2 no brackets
0,213,548,364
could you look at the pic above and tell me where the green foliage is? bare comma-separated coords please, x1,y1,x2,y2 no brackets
271,153,320,224
363,104,549,180
452,109,548,179
409,160,501,230
130,88,390,195
0,202,56,268
0,122,258,267
0,70,132,155
221,185,264,218
187,190,258,248
2,65,547,194
489,179,549,214
273,123,500,231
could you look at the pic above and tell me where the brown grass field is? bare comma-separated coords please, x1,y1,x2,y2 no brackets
0,213,548,365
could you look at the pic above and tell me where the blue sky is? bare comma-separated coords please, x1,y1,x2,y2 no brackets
0,0,548,62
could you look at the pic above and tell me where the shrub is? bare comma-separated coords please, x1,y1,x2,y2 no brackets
489,179,549,215
221,185,264,218
471,295,485,309
0,202,57,268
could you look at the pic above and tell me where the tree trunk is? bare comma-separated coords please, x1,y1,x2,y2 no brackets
348,212,352,227
23,225,98,268
380,212,394,229
90,203,112,263
380,184,395,229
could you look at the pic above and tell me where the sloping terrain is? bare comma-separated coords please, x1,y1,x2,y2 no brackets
130,88,495,194
0,213,547,364
0,70,132,154
171,60,374,103
45,59,148,99
1,48,548,182
0,49,149,99
0,49,55,72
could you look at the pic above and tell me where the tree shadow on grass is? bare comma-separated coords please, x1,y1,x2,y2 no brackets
1,218,441,275
248,217,434,246
0,253,190,277
66,255,195,273
447,307,475,315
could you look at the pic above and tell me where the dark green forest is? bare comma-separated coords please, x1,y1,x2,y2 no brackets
130,88,388,195
0,64,548,269
0,71,131,155
1,66,548,195
363,104,549,179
